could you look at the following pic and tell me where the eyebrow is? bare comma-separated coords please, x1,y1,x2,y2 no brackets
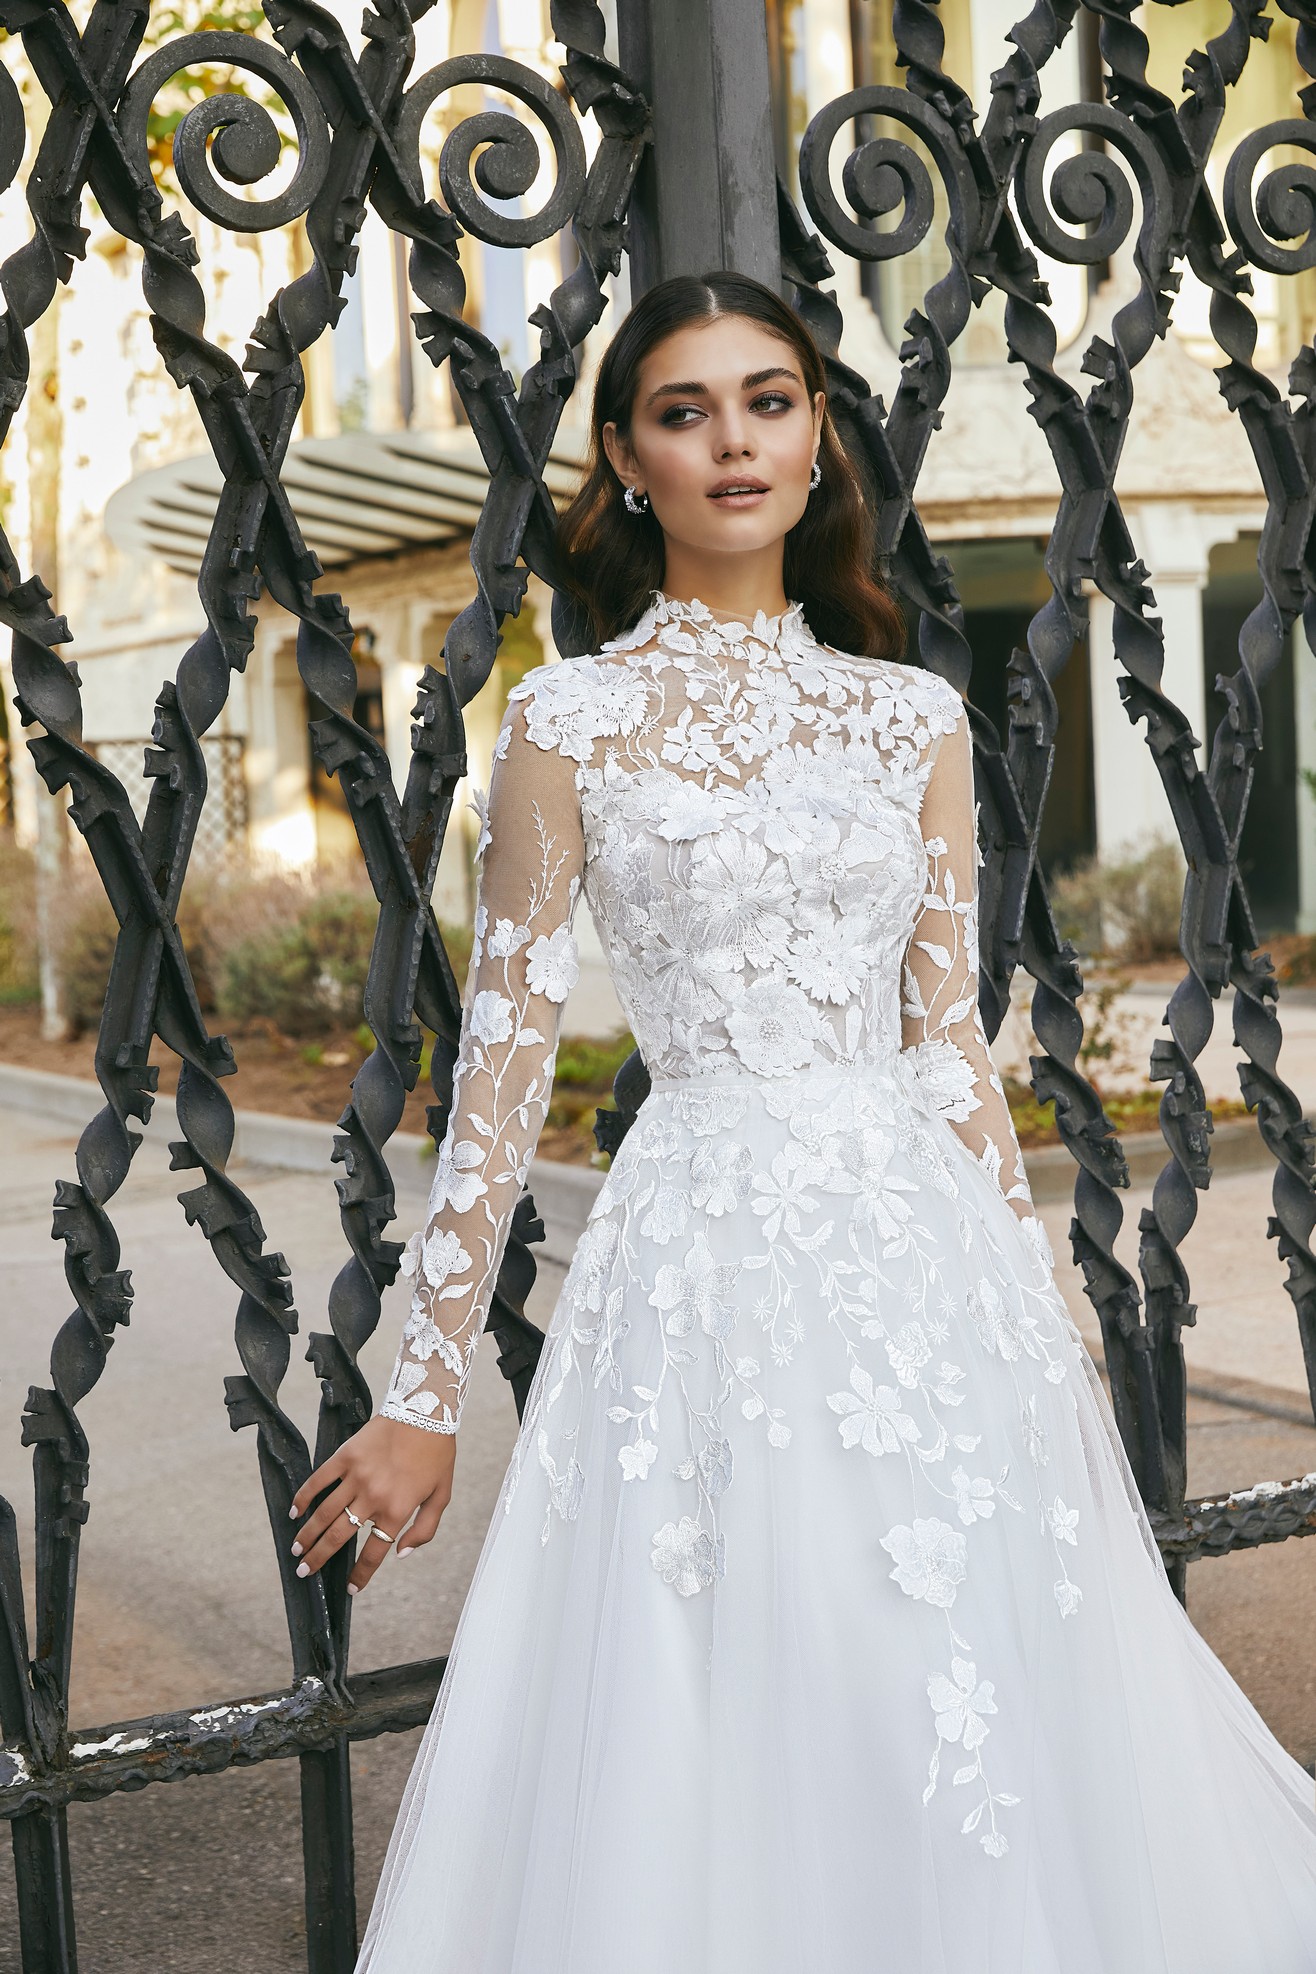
643,365,803,408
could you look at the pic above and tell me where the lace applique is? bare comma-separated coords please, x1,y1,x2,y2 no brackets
379,695,584,1434
385,587,1082,1860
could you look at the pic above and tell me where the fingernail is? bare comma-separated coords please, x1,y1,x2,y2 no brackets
347,1582,359,1596
291,1542,302,1558
296,1561,309,1578
288,1504,299,1520
397,1547,414,1559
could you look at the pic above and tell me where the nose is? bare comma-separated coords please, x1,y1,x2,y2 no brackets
714,404,755,458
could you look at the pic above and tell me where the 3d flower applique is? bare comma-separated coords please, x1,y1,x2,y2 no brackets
881,1518,968,1608
469,989,514,1047
1055,1578,1084,1619
950,1466,997,1526
617,1437,658,1481
928,1656,997,1753
827,1365,922,1456
1047,1496,1080,1545
902,1036,980,1123
725,980,822,1076
648,1232,740,1338
885,1321,932,1387
430,1136,489,1215
525,922,580,1000
651,1516,725,1597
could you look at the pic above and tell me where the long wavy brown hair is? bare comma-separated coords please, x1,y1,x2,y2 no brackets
553,270,904,659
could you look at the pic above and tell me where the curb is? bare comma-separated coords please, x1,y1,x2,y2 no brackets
1020,1112,1277,1203
0,1059,598,1266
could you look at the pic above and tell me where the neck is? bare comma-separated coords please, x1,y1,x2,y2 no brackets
658,545,791,622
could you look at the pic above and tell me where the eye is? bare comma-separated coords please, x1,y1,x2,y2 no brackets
659,404,702,426
751,391,793,412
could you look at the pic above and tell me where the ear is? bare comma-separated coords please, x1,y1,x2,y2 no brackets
812,391,826,447
601,419,639,488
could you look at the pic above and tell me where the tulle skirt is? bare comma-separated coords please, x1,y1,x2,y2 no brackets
357,1063,1316,1973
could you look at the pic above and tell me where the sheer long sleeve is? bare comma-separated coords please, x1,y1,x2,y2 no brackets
900,703,1035,1222
380,686,585,1434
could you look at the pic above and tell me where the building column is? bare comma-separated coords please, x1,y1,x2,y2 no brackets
1088,505,1212,862
245,625,316,867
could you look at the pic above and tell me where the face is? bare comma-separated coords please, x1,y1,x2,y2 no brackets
601,315,826,559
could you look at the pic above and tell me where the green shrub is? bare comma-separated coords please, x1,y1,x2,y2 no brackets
553,1030,637,1088
212,885,477,1040
216,887,376,1036
1049,838,1184,964
218,921,321,1034
57,884,120,1033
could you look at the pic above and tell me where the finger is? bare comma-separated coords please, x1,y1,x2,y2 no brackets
290,1451,348,1523
292,1485,357,1573
347,1520,403,1596
396,1478,452,1558
291,1478,352,1557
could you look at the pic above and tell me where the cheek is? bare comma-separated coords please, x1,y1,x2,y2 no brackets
765,420,815,475
644,437,708,506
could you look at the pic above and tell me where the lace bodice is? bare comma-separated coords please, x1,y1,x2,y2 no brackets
381,590,1036,1434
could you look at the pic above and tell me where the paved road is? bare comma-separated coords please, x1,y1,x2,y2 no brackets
0,1105,1314,1970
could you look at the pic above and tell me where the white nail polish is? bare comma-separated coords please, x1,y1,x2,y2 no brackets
296,1561,309,1578
291,1542,302,1558
397,1547,414,1559
347,1582,359,1596
288,1504,299,1520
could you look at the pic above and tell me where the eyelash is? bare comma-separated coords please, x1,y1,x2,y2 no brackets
660,391,794,426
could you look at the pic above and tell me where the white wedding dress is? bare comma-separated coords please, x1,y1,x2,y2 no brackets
357,590,1316,1972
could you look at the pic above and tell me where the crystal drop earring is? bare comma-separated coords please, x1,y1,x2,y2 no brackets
623,484,650,515
809,460,821,490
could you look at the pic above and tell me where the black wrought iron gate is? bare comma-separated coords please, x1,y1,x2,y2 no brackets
3,0,1316,1966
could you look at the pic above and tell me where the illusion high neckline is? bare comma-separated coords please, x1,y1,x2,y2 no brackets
647,588,812,651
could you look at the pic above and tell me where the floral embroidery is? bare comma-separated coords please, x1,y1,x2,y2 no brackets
922,1656,1020,1858
384,587,1087,1862
882,1517,969,1607
651,1515,726,1597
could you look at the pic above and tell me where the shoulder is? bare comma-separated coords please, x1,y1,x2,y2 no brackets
499,652,651,767
871,655,964,722
817,646,965,734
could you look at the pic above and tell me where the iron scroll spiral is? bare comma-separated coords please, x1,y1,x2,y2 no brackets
395,53,588,248
1015,102,1173,269
1224,116,1316,273
118,31,333,232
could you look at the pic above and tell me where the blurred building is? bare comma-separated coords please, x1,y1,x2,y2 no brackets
1,0,1314,1042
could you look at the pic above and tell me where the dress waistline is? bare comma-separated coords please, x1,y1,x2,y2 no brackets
645,1059,906,1096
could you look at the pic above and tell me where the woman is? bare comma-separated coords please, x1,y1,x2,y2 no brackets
292,271,1316,1971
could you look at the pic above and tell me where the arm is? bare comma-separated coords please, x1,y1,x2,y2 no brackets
289,679,583,1590
380,687,585,1433
900,702,1035,1222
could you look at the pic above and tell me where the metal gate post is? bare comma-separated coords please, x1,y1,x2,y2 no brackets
615,0,780,295
10,1808,76,1974
300,1738,357,1974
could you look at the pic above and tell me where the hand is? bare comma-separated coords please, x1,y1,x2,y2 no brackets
289,1415,457,1597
